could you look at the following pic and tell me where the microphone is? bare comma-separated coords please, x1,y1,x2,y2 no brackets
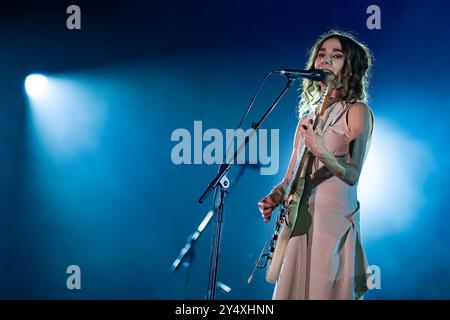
273,68,326,82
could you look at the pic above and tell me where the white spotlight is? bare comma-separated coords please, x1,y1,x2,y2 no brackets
25,74,48,98
358,118,434,241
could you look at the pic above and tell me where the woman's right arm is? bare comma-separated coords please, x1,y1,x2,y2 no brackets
258,119,304,221
270,120,302,201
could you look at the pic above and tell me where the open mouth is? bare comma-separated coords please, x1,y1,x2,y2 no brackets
320,68,335,75
319,69,337,84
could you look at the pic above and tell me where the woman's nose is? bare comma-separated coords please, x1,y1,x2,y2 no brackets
323,54,332,64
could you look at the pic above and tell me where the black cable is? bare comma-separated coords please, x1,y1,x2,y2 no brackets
223,71,273,162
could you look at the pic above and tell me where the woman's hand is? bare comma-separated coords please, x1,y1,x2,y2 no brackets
299,118,330,158
258,195,278,223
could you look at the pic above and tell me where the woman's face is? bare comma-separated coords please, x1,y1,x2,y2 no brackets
314,37,345,77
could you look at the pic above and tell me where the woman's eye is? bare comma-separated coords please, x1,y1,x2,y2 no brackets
317,54,325,58
333,55,343,59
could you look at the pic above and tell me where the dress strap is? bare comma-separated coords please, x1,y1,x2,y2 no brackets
321,101,349,132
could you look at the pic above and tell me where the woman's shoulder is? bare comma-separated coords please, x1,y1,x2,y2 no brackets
346,101,374,138
347,101,374,122
348,101,371,113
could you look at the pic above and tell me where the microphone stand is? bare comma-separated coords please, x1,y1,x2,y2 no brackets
198,76,296,300
171,163,253,299
171,209,214,299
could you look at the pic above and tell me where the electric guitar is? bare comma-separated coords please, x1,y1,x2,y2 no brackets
248,81,334,284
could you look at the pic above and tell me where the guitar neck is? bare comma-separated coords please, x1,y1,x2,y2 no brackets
283,83,333,200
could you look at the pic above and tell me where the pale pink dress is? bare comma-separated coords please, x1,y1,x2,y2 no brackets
273,101,373,300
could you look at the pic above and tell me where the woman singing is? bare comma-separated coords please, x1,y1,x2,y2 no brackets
258,30,374,300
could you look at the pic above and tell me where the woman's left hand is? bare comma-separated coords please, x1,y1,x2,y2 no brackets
299,118,329,158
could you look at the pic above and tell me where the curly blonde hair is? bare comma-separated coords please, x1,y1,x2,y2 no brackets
299,30,373,117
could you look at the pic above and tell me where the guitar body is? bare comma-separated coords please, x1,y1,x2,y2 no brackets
266,177,306,283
